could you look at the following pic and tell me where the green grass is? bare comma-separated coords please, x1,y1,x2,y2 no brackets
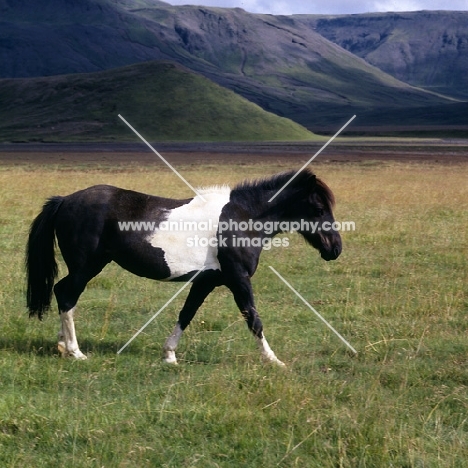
0,160,467,467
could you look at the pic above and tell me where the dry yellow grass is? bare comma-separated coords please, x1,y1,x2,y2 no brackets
0,159,467,467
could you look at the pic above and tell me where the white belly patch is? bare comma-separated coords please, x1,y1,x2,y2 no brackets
148,187,231,279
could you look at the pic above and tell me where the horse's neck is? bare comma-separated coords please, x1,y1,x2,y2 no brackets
249,196,291,224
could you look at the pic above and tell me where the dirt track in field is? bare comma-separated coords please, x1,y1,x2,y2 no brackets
0,140,467,165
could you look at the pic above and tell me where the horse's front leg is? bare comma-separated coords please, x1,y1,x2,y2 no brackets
163,323,183,364
227,277,285,367
163,275,218,364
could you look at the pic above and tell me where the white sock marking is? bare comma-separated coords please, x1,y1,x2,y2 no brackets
163,323,184,364
58,307,87,360
256,335,285,367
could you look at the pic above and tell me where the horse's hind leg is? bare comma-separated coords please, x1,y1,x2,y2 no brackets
57,306,84,359
54,262,108,359
163,276,218,364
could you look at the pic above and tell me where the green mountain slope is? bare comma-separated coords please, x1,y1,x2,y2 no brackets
0,0,454,130
0,61,317,142
307,11,468,100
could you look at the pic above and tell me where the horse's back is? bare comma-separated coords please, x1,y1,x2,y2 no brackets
56,184,191,225
53,185,196,280
54,185,117,244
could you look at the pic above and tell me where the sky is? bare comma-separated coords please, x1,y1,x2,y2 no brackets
164,0,468,15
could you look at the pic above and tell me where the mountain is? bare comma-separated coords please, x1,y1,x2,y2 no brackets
306,11,468,100
0,0,455,132
0,0,172,77
0,61,317,142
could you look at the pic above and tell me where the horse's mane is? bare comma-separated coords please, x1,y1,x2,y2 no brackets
195,185,231,197
232,169,335,208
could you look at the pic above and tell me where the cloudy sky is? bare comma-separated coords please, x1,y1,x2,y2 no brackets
165,0,468,15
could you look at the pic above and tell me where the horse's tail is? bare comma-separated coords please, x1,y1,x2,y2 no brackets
26,196,64,319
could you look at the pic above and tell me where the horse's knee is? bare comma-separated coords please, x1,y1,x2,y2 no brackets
178,311,196,330
242,308,263,338
54,277,77,312
54,269,98,312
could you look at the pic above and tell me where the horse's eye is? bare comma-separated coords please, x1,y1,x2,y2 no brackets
316,208,324,217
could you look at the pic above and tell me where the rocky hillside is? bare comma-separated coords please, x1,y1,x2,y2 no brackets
0,0,455,131
306,11,468,99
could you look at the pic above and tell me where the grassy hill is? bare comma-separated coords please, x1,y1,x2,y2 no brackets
0,0,456,131
0,61,317,142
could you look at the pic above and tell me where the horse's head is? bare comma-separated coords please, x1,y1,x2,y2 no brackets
289,171,342,261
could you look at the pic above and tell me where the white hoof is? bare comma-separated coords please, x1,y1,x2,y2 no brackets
271,357,286,367
70,350,88,360
257,336,285,367
163,350,178,365
58,343,87,360
262,353,286,367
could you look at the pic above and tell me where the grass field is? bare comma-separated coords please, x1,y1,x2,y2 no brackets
0,158,467,467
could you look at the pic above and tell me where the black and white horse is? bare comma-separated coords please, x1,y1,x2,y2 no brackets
26,169,341,366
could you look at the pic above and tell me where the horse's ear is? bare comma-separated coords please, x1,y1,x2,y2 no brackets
307,174,317,203
308,174,317,191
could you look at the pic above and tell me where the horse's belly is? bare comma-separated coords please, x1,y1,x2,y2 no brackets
147,188,231,280
152,231,220,280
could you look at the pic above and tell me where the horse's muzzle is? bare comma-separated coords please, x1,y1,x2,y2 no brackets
321,244,342,261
